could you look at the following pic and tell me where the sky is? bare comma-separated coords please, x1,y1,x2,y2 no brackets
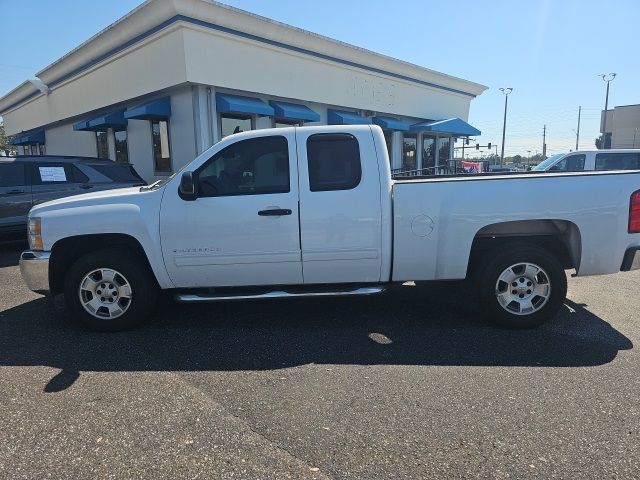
1,0,639,157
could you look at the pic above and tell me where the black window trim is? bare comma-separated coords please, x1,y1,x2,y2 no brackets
306,132,362,192
193,134,291,199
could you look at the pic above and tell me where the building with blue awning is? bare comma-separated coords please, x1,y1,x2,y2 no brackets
0,0,486,181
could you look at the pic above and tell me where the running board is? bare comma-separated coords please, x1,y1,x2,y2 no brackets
175,286,384,303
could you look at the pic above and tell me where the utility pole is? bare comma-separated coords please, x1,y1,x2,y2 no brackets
599,73,616,149
576,106,581,150
634,128,638,148
499,87,513,166
542,125,546,159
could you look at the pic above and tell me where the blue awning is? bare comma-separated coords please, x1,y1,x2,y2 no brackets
328,110,369,125
410,117,481,136
372,116,410,131
125,96,171,120
216,93,274,117
270,101,320,122
9,130,45,145
74,110,127,132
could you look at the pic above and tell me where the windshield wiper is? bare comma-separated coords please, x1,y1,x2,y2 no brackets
140,180,163,191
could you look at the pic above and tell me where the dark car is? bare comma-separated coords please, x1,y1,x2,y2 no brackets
0,155,145,235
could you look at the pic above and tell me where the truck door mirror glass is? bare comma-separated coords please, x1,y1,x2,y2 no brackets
179,171,197,200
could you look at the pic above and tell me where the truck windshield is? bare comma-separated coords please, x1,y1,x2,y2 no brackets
533,153,565,171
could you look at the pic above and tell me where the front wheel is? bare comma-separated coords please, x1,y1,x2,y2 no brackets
64,248,158,331
476,244,567,329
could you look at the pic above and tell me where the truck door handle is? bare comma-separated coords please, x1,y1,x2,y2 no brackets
6,189,25,195
258,208,292,216
79,184,93,190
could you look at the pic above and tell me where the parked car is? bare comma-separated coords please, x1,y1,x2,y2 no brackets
533,149,640,172
19,125,640,331
0,155,145,235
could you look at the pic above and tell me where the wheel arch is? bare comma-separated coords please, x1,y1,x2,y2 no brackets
49,233,159,295
467,219,582,278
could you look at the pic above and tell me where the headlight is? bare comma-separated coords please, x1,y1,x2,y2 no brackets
28,217,43,251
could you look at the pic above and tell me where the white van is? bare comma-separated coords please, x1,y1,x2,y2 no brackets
533,149,640,172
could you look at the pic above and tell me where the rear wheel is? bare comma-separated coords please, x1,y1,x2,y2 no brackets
476,244,567,329
64,248,158,331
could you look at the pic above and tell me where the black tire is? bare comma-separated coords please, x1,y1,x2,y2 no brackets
476,243,567,329
64,247,158,331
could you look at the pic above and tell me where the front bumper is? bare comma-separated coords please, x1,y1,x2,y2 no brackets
20,250,51,294
621,247,640,272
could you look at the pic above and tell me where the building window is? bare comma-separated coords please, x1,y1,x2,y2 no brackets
38,144,45,155
114,129,129,164
439,137,451,164
152,120,172,173
422,136,436,170
402,134,417,170
221,115,252,138
307,133,361,192
96,131,109,159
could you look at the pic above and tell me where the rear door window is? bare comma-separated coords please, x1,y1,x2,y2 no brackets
307,133,361,192
90,164,144,183
31,163,88,184
595,152,640,170
0,163,26,187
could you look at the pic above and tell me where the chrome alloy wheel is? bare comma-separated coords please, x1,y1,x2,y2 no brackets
495,262,551,316
78,268,132,319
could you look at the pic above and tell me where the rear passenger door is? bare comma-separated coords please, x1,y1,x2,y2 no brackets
296,128,383,284
0,162,32,230
29,162,92,206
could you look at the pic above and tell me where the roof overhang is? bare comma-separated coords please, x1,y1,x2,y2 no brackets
372,116,410,131
9,130,45,145
270,101,320,122
74,109,127,132
125,96,171,120
410,117,481,136
328,110,369,125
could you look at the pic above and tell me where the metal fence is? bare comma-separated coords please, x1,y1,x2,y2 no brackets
391,160,489,178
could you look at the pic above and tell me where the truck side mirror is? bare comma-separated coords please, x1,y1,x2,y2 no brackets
179,171,197,200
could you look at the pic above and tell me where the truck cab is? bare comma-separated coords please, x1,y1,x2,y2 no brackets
533,149,640,172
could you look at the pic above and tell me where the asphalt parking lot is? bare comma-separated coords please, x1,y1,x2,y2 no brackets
0,242,639,479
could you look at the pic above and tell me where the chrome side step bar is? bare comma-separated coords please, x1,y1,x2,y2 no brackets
175,286,384,303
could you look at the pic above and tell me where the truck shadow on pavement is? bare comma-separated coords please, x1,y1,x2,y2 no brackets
0,281,633,392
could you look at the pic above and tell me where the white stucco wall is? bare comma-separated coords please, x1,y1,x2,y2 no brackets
45,123,97,157
2,26,188,136
182,25,472,123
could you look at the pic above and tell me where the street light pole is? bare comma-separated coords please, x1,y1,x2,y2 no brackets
575,105,581,150
499,87,513,166
599,73,616,149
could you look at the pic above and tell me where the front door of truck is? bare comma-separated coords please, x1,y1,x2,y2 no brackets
159,131,303,288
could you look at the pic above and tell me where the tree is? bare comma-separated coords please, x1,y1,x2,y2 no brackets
0,119,9,156
595,133,611,149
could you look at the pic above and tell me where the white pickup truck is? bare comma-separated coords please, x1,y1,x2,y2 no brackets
20,125,640,331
